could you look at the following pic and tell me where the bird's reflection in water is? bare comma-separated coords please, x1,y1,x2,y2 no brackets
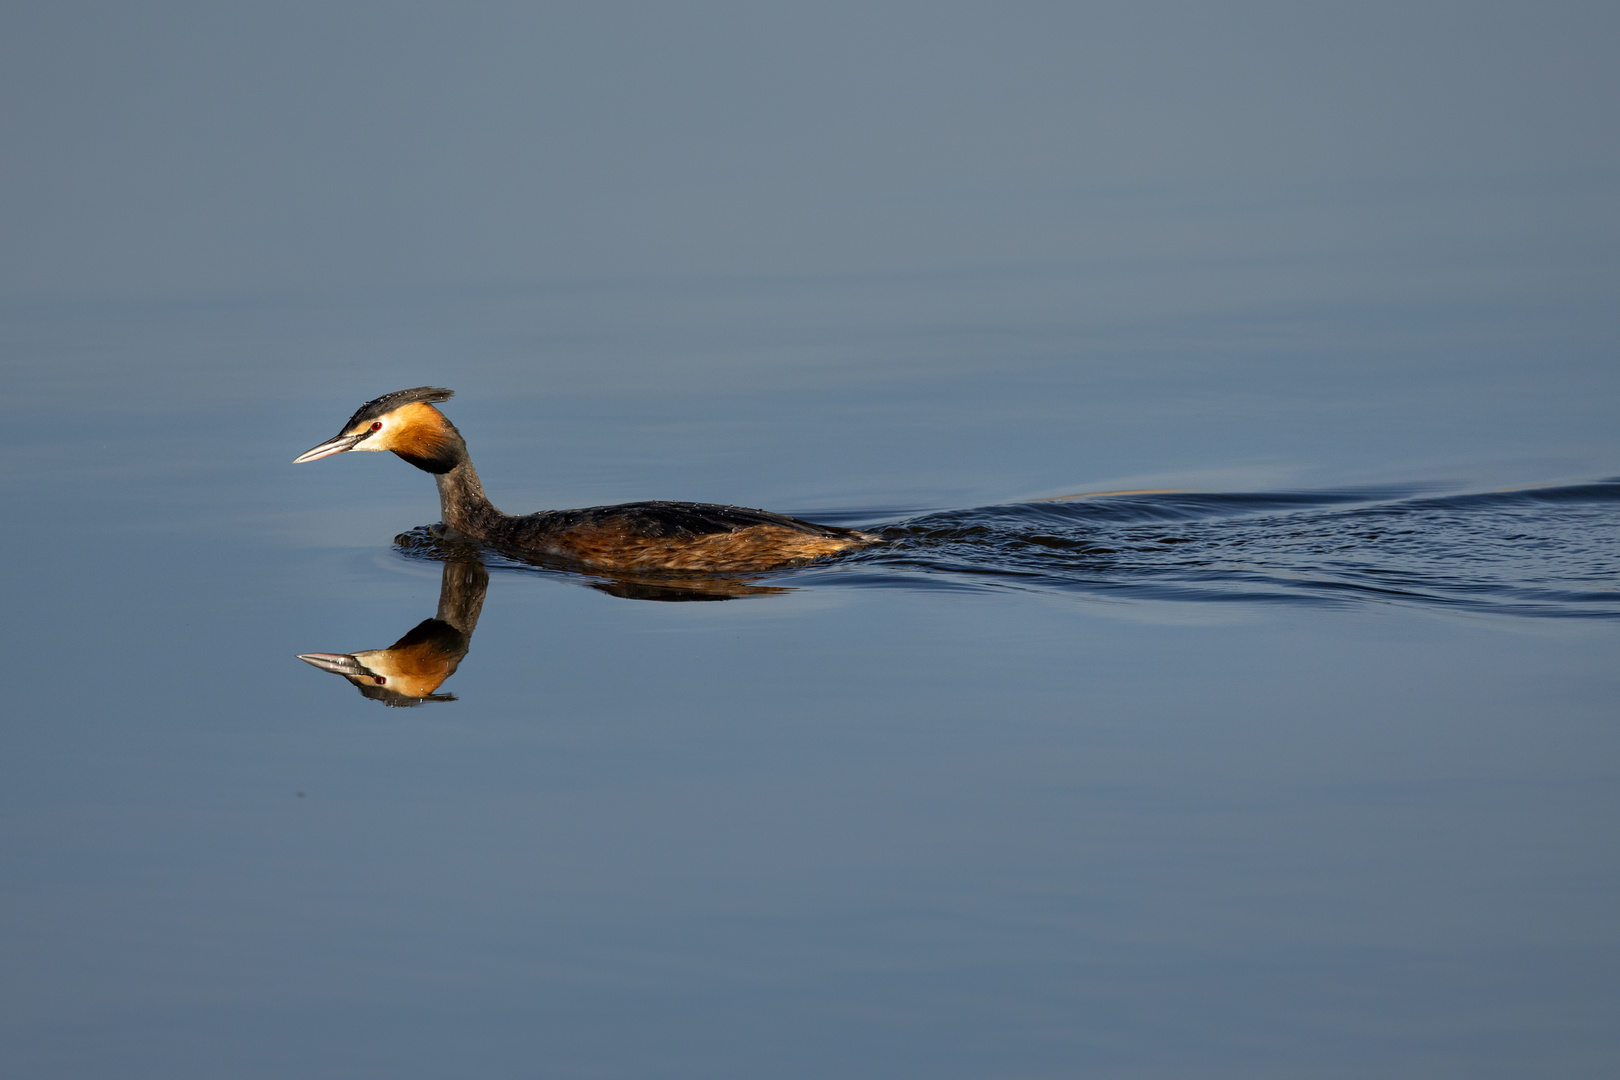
297,554,790,705
581,573,790,602
297,560,487,706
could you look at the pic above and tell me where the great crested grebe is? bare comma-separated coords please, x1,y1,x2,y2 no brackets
294,387,879,572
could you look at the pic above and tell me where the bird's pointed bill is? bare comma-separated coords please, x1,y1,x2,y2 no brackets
296,652,368,675
293,433,366,464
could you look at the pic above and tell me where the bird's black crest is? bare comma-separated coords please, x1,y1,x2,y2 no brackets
345,386,455,430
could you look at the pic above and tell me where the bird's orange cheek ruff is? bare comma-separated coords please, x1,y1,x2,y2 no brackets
373,402,452,455
375,403,461,472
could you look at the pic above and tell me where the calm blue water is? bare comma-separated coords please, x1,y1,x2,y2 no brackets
4,4,1619,1076
2,278,1617,1079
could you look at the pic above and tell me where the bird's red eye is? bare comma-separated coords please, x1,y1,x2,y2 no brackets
370,421,382,432
373,676,386,684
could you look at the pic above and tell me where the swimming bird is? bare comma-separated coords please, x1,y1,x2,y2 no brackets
294,387,879,572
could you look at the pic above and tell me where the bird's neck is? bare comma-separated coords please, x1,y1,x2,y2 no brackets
433,459,505,539
390,412,507,540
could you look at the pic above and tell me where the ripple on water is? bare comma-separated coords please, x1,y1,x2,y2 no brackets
395,479,1620,618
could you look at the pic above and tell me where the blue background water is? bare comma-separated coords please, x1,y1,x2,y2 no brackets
3,4,1618,1077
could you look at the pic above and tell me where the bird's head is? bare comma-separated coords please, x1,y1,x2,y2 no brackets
293,387,462,473
296,617,469,706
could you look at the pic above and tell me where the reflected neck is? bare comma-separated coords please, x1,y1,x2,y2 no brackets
435,560,489,635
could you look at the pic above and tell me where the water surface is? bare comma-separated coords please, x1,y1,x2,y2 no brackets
2,272,1617,1080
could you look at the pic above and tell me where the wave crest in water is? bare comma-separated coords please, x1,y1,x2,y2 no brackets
396,479,1620,617
842,479,1620,617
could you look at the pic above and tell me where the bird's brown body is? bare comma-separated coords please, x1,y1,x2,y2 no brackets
295,388,878,572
